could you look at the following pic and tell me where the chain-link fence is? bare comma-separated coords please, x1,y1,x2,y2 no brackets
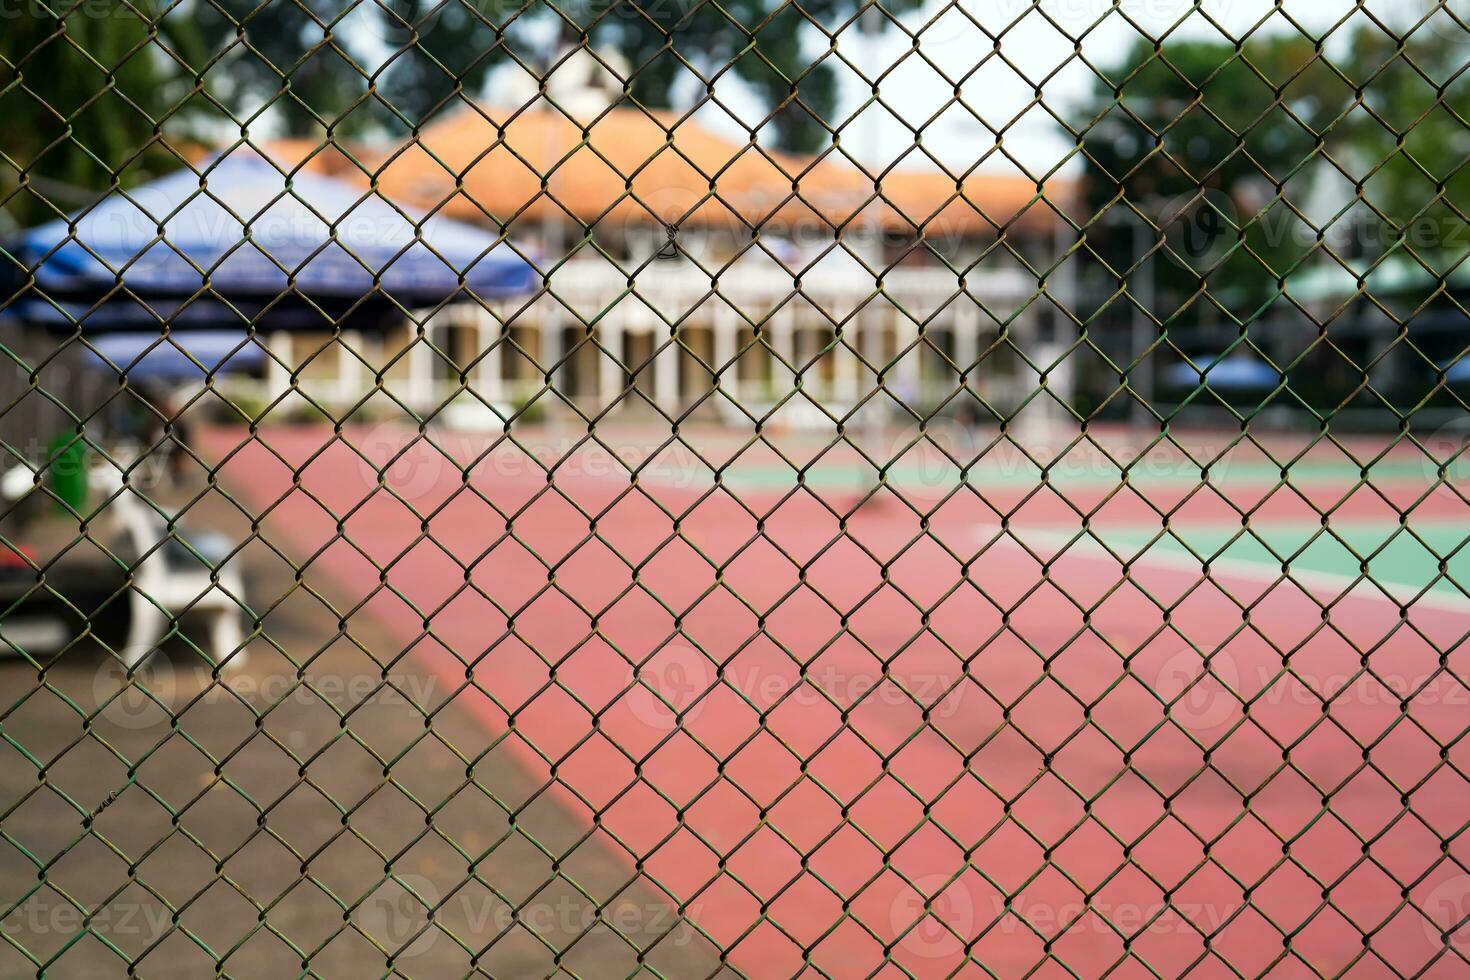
3,0,1470,975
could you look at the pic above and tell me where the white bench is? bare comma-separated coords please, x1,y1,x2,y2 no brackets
105,477,247,668
0,463,250,668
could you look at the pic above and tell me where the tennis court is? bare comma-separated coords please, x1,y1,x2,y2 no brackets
200,419,1470,977
7,0,1470,973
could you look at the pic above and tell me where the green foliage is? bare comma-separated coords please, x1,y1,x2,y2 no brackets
1343,25,1470,273
589,0,853,152
368,0,510,129
0,0,208,228
1,0,923,212
1079,34,1350,323
190,0,378,138
192,0,909,151
1080,26,1470,322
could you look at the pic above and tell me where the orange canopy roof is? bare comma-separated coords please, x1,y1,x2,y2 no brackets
365,105,1066,239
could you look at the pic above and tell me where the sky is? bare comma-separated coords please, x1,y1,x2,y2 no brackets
676,0,1461,177
345,0,1458,181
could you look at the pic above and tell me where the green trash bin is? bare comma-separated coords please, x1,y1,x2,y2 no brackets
46,433,88,514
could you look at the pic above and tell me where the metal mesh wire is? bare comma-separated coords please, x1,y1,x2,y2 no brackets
2,0,1470,975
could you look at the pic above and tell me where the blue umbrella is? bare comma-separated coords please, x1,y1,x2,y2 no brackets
84,331,264,381
1435,358,1470,387
1164,354,1280,391
5,151,536,327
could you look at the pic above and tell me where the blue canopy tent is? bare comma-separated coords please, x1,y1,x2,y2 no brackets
84,332,264,381
1442,358,1470,386
1164,354,1280,392
3,151,537,332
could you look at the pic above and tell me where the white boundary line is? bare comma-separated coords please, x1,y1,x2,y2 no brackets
973,524,1470,617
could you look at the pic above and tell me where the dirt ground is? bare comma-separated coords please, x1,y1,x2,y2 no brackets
0,467,728,979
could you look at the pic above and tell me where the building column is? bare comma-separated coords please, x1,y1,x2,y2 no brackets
653,330,680,413
770,306,796,396
853,307,887,448
953,302,980,393
834,324,860,404
860,305,884,386
408,316,435,411
1045,216,1079,415
1130,219,1156,423
714,305,739,403
541,297,564,396
599,312,624,412
895,312,921,406
266,331,293,401
475,305,504,405
338,329,364,407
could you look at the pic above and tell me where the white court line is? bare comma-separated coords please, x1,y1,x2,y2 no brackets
969,524,1470,617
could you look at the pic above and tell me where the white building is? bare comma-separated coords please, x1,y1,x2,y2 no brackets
259,52,1076,424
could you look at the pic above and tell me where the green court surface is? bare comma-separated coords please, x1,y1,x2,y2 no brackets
1018,518,1470,605
499,424,1470,604
654,448,1444,493
614,441,1469,604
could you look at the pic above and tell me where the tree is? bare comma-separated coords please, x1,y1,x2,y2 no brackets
0,0,209,229
189,0,910,151
1075,24,1470,419
5,0,921,190
187,0,380,139
1078,23,1470,314
1077,34,1352,324
1342,22,1470,276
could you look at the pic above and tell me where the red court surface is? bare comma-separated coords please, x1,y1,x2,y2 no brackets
202,422,1470,977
